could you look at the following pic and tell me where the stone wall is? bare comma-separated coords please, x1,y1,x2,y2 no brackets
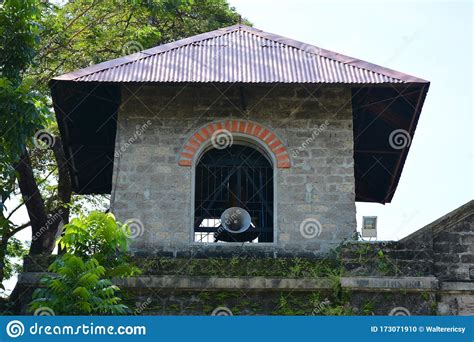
432,211,473,281
121,277,437,316
342,201,474,280
341,241,433,277
11,263,438,316
401,200,474,315
8,201,472,316
400,200,473,281
341,200,474,315
111,84,356,256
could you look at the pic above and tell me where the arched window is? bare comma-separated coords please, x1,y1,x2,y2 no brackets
194,144,274,243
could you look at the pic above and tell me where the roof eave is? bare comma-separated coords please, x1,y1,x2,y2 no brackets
383,81,430,203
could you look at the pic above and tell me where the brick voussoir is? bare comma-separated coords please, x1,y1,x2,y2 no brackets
179,120,291,168
178,159,192,166
206,123,217,134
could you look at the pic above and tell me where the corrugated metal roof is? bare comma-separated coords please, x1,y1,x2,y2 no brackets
53,25,428,84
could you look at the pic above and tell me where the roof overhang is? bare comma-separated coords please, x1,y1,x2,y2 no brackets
352,82,429,203
50,81,429,203
51,81,121,194
49,24,429,203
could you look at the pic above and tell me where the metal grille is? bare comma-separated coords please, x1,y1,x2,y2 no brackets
194,145,273,243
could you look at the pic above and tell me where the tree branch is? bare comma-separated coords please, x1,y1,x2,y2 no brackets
5,222,31,240
6,200,25,220
14,149,48,255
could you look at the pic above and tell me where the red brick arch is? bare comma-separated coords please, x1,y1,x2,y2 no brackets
178,120,291,168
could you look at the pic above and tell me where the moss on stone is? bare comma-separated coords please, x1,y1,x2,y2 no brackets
132,256,343,278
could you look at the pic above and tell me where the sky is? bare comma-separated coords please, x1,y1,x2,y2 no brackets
3,0,473,292
227,0,473,240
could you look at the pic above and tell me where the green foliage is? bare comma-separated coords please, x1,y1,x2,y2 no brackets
0,78,48,200
1,238,28,283
29,211,139,314
0,0,49,200
137,255,342,278
29,254,129,315
0,0,41,81
0,0,50,292
59,211,140,278
355,243,372,263
61,212,127,256
275,292,353,316
375,249,400,275
1,0,247,294
133,246,358,316
361,301,375,315
33,0,248,89
353,243,401,276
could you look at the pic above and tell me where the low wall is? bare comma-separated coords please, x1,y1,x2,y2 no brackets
12,271,438,316
5,201,473,316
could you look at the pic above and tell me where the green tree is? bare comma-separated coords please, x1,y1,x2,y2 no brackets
0,0,247,297
34,0,249,89
29,255,129,315
0,0,55,289
58,211,139,277
29,211,138,315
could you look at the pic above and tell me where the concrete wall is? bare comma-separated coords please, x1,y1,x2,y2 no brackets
111,84,356,256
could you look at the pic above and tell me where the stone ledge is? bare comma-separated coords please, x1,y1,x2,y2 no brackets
340,276,438,292
120,276,439,292
17,273,444,293
440,281,474,292
115,276,333,291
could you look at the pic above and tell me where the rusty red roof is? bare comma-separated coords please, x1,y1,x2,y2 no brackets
53,24,427,84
